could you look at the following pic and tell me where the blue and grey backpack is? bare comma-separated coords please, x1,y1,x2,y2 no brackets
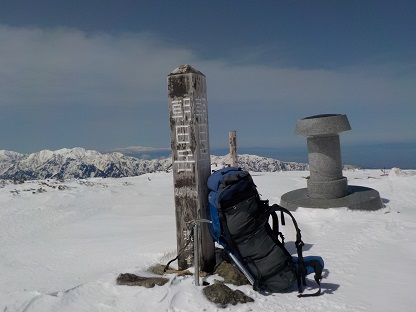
207,166,324,297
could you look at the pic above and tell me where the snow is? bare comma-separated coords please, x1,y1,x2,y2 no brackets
1,168,415,311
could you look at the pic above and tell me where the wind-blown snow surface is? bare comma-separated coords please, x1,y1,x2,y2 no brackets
1,168,415,311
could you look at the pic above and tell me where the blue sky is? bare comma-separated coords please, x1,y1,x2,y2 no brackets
0,0,415,154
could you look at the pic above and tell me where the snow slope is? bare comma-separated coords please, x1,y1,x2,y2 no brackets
0,168,415,311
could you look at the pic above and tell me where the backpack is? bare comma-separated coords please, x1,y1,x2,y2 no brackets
207,166,324,297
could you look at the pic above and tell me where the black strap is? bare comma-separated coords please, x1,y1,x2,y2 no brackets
298,260,323,297
217,207,237,251
298,259,323,297
268,204,303,244
163,226,194,272
268,204,307,294
217,206,248,270
268,204,304,251
269,205,324,297
270,211,285,244
297,277,322,298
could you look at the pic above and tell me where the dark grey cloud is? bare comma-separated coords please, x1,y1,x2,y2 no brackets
0,25,414,153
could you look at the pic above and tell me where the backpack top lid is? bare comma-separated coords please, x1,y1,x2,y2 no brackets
207,167,247,192
208,166,257,211
207,167,252,243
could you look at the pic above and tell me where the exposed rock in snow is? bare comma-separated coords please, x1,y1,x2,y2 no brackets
389,167,416,177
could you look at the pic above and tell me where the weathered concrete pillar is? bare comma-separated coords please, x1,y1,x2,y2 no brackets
280,114,383,211
167,65,215,272
296,114,351,199
229,130,238,167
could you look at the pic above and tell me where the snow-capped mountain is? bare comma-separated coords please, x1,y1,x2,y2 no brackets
0,147,312,180
212,154,309,172
0,148,171,180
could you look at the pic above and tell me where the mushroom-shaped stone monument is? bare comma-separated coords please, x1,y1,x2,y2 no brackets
280,114,383,211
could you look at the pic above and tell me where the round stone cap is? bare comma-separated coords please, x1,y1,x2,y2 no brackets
296,114,351,137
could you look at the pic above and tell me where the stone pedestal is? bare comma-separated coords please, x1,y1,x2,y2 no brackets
280,114,383,211
297,114,350,199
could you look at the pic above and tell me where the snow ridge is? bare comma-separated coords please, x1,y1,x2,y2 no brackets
0,147,313,180
0,148,170,180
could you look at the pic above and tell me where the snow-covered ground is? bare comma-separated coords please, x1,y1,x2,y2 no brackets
1,168,415,311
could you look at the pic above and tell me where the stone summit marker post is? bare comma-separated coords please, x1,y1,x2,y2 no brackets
167,65,215,272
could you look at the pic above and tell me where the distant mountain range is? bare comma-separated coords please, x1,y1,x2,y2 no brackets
105,143,416,169
0,147,315,180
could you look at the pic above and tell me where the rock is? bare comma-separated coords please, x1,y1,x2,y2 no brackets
148,264,194,276
116,273,169,288
214,261,249,286
149,263,207,277
164,269,193,276
148,264,168,275
203,282,254,307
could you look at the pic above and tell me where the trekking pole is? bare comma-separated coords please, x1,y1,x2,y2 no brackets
193,219,212,286
227,252,255,285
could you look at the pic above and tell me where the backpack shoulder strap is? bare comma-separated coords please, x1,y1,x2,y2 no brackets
268,204,304,250
268,204,307,294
